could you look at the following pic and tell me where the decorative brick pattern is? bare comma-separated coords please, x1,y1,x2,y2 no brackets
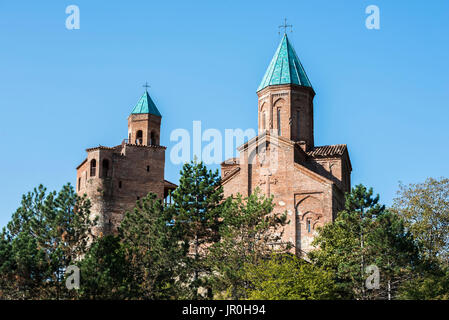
221,83,351,255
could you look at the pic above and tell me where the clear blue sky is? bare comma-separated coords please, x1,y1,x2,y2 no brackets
1,0,448,228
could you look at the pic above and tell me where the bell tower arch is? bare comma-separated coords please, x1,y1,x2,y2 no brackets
128,88,162,146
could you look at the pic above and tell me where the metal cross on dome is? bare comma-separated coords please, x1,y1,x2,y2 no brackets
279,18,293,35
142,82,151,91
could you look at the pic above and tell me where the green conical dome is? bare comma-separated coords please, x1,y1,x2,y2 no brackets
131,90,162,117
257,34,312,92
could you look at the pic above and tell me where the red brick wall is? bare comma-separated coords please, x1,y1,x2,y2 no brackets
76,143,166,235
222,84,350,256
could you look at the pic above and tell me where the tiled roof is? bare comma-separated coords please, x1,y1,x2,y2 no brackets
306,144,347,158
221,167,241,184
125,143,166,150
76,158,87,170
131,90,162,117
86,145,117,152
221,157,239,165
164,180,177,189
257,34,312,92
86,144,166,153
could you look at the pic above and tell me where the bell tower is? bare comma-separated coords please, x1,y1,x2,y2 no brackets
256,34,315,150
128,86,162,146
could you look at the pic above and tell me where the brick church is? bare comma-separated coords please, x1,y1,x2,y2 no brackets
221,34,352,254
76,90,177,235
76,33,351,253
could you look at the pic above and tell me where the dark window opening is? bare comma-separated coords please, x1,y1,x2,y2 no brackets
78,177,81,191
307,219,311,233
248,163,252,195
150,131,155,145
136,130,143,145
119,181,122,188
102,159,110,178
296,110,300,139
90,159,96,177
146,165,150,172
277,109,281,136
262,111,266,131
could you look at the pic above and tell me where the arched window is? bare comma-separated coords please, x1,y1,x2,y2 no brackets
150,131,155,145
78,177,81,191
136,130,143,145
296,110,301,138
307,218,311,233
102,159,109,178
248,163,252,195
90,159,96,177
277,108,281,136
262,111,266,131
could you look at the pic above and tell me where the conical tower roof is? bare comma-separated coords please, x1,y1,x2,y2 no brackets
257,34,312,92
131,90,162,117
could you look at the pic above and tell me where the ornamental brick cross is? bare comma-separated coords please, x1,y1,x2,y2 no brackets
259,169,278,196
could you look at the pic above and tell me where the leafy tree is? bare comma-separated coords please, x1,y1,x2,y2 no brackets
310,184,420,300
118,193,186,299
398,266,449,300
392,177,449,299
367,210,421,299
171,160,223,299
77,235,136,299
208,189,290,300
392,177,449,264
0,183,95,299
244,253,337,300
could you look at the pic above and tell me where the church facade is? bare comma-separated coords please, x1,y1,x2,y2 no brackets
75,33,351,252
76,90,176,235
221,34,352,254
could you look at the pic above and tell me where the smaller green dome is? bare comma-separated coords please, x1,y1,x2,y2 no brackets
131,90,162,117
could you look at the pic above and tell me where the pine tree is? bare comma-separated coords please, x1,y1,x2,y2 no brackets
0,183,95,299
207,189,290,299
118,193,186,299
0,229,14,298
309,184,421,300
170,159,223,299
77,235,136,299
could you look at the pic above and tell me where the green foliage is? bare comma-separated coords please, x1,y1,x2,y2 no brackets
0,183,95,299
310,184,420,300
0,230,14,297
2,174,448,300
392,177,449,299
244,253,337,300
171,159,223,299
398,266,449,300
118,193,187,299
392,177,449,264
208,189,290,299
77,235,135,299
